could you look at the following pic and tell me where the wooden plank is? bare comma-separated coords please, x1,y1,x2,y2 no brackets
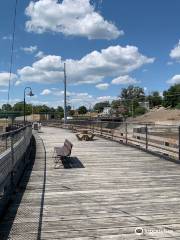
0,126,180,239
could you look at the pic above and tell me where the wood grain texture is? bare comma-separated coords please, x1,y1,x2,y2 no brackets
0,126,180,239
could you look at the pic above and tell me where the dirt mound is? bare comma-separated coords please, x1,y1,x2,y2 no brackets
128,108,180,124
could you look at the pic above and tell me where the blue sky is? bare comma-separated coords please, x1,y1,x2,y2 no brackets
1,0,180,108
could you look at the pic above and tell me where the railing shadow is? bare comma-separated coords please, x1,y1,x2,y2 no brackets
37,136,46,240
62,157,85,169
0,136,36,240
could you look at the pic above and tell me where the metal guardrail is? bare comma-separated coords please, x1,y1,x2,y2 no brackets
0,125,32,216
43,120,180,161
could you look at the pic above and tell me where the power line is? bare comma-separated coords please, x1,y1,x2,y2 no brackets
7,0,18,104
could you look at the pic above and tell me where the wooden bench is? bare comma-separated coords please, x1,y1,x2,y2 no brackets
54,139,73,165
76,132,95,141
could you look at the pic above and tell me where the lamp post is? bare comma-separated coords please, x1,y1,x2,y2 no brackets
24,87,34,125
64,62,67,124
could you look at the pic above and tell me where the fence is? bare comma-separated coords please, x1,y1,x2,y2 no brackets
43,120,180,161
0,125,32,216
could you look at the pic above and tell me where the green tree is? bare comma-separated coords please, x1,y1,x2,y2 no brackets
119,86,145,117
93,101,110,113
13,102,33,115
147,91,162,108
111,100,121,109
163,84,180,108
78,106,87,114
2,104,12,111
134,106,147,116
69,110,75,116
56,106,64,112
33,105,50,113
39,105,50,113
13,101,24,112
56,106,64,119
120,85,145,101
66,105,71,116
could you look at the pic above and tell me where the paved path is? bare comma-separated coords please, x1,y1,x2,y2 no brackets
0,127,180,239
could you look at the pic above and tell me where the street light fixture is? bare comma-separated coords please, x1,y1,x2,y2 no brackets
24,87,34,125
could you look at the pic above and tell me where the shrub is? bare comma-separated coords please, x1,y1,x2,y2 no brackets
175,103,180,109
134,107,147,116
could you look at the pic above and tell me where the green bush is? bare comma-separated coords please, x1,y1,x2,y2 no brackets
175,103,180,109
134,107,147,116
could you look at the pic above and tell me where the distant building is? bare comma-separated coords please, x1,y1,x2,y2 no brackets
16,113,55,122
102,107,112,115
138,101,150,110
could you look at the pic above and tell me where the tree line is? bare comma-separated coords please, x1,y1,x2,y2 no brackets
93,84,180,118
0,84,180,118
0,102,88,118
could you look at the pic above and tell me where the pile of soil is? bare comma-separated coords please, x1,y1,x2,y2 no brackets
128,107,180,124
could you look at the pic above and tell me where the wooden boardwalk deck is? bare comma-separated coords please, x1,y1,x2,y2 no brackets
0,127,180,239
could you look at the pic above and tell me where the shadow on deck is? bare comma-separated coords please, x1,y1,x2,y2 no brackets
0,127,180,239
0,135,47,240
62,157,85,169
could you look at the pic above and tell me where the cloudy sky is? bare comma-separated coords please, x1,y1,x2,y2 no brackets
1,0,180,108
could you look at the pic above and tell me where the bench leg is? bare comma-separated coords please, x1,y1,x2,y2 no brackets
54,156,63,169
54,162,61,169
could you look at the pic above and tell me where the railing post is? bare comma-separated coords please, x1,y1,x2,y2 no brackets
10,133,14,187
145,124,148,150
100,121,102,135
179,126,180,161
125,122,128,144
23,128,27,163
111,121,114,140
5,136,8,150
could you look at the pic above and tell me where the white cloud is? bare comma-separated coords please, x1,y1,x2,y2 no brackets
0,89,8,93
69,93,93,105
167,61,173,66
41,88,93,99
15,80,21,86
25,0,122,40
170,40,180,61
17,45,154,85
167,75,180,85
17,55,64,84
0,72,17,86
96,83,109,90
40,89,52,95
96,96,116,102
30,100,50,106
21,45,38,54
0,98,21,107
35,51,45,59
144,87,147,92
111,75,138,85
68,93,116,107
2,35,12,41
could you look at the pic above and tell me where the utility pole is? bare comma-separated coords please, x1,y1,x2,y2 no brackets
64,62,67,124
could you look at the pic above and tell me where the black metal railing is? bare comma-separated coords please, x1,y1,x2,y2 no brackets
0,125,28,154
0,124,33,217
43,120,180,161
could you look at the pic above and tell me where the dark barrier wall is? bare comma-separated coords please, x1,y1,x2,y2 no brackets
0,125,32,217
